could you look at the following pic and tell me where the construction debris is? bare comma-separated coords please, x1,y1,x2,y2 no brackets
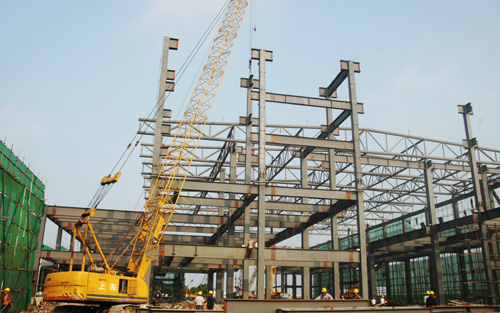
20,302,56,313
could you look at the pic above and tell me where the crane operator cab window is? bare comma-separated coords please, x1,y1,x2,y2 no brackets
119,279,128,294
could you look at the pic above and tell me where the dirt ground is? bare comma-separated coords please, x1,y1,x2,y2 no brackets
20,300,224,313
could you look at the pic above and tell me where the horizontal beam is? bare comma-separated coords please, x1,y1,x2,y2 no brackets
181,181,356,201
250,133,354,151
249,90,364,112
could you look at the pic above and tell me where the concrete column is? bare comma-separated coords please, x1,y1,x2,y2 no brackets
424,160,445,305
216,271,223,303
346,60,368,298
226,266,234,299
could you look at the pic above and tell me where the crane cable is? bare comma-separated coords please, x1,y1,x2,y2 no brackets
87,1,230,210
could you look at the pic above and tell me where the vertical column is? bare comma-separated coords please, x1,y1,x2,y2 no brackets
219,169,227,247
208,271,214,296
151,37,177,195
346,60,368,298
301,152,311,299
457,253,470,300
423,160,445,305
252,48,273,299
458,103,496,304
331,217,340,299
367,252,376,299
55,227,63,250
404,260,413,304
216,271,223,303
228,146,237,247
227,266,234,299
326,107,341,299
384,263,391,300
266,267,273,298
243,75,254,299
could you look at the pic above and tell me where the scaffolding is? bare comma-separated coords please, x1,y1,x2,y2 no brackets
0,140,46,312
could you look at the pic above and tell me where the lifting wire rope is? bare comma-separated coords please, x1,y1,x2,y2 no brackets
87,1,230,210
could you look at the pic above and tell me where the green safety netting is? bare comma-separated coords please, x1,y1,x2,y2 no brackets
1,140,46,312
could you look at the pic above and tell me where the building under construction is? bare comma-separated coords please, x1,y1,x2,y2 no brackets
27,33,500,310
0,140,46,312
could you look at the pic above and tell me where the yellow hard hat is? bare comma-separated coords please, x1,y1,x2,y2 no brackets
354,288,359,293
4,288,10,292
381,295,384,298
277,288,281,293
208,290,213,294
322,288,327,293
198,291,203,295
426,290,430,295
430,291,434,295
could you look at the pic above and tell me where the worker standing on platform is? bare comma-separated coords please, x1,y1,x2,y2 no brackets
1,288,13,313
245,238,255,259
371,296,377,306
194,291,204,310
206,290,215,310
315,288,333,300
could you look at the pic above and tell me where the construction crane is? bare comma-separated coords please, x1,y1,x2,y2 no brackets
43,0,248,306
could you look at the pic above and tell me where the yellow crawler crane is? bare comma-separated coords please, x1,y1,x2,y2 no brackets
43,0,248,306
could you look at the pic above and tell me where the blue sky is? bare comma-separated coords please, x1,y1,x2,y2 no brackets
1,1,500,248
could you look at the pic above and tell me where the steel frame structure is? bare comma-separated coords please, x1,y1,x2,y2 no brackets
39,39,500,304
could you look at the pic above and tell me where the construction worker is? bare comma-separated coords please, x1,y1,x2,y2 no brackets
371,296,377,306
423,290,430,305
273,288,283,299
315,288,333,300
194,291,204,310
206,290,215,310
426,291,437,307
352,288,361,299
245,238,255,259
375,295,386,306
1,288,13,313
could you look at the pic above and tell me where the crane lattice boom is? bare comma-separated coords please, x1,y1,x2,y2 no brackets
127,0,249,279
